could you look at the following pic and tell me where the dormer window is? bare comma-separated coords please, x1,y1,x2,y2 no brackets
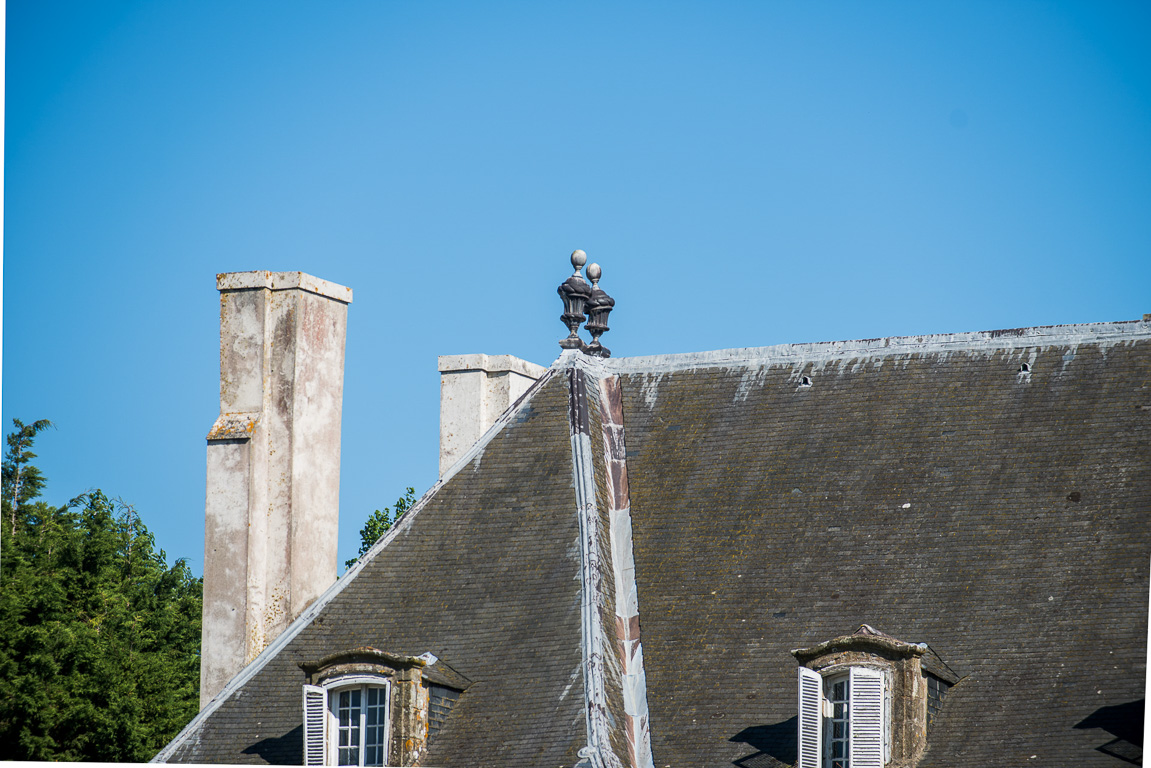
336,684,388,765
797,665,887,768
792,625,958,768
300,647,470,767
308,676,391,766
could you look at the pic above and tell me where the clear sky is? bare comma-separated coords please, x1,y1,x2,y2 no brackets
4,1,1150,576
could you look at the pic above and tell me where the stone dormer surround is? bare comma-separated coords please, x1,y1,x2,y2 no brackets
299,647,470,766
792,625,959,767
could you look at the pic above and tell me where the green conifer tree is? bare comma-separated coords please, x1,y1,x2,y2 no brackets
1,418,53,535
0,419,202,761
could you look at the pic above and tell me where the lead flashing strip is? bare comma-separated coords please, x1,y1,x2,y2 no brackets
152,368,557,763
569,368,614,768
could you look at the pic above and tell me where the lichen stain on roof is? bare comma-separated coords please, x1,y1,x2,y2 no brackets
733,365,771,402
612,325,1149,767
637,372,667,410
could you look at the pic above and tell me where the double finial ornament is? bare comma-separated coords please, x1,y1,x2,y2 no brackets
557,249,615,358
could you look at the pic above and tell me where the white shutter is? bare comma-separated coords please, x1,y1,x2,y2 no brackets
303,684,328,766
797,666,823,768
848,667,884,768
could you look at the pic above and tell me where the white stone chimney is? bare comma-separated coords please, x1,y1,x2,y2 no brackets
201,271,352,707
438,354,546,476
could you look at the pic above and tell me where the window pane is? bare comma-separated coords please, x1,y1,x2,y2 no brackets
364,686,387,767
335,689,362,766
826,674,850,768
329,683,387,767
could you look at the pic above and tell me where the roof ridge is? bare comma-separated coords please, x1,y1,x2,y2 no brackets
600,318,1151,374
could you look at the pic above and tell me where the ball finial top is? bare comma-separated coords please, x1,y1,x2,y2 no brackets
587,262,602,285
570,249,587,273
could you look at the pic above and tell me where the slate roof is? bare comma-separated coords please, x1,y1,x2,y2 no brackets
158,375,592,766
615,321,1149,767
157,318,1150,767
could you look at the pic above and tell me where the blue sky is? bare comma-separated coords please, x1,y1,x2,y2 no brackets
5,1,1150,575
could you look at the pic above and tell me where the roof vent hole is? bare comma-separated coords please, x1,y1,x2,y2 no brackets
1018,363,1031,373
799,376,813,388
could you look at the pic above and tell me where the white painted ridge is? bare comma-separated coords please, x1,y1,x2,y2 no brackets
601,319,1151,375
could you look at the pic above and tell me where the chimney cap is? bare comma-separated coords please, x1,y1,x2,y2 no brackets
438,354,547,378
216,271,353,303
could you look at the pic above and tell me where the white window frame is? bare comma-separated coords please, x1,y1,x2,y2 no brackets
797,666,889,768
304,675,392,767
824,673,850,768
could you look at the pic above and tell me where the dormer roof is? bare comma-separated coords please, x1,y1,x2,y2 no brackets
791,624,928,665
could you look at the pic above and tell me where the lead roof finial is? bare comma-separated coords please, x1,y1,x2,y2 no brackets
584,262,615,358
558,250,592,350
570,249,587,275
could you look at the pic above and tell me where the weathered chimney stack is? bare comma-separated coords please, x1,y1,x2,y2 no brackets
438,354,546,476
201,271,352,707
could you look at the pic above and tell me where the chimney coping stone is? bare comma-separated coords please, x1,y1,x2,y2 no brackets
438,353,546,378
216,271,353,303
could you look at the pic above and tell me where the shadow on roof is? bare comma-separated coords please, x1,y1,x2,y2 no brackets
240,724,302,764
729,716,797,768
1075,699,1144,765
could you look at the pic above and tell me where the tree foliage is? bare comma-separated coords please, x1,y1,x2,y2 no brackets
2,418,53,535
345,487,417,570
0,419,202,761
